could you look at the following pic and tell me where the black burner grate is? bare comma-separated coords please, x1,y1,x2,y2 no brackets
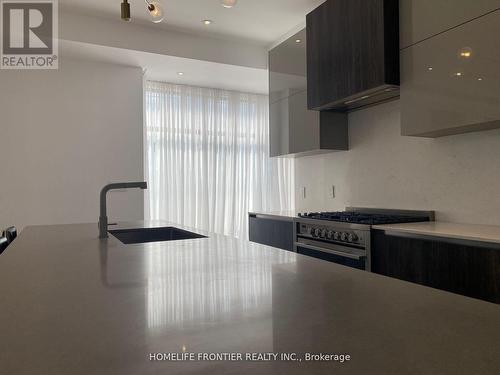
298,211,430,225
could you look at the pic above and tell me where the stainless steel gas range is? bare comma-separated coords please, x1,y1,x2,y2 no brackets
294,207,435,271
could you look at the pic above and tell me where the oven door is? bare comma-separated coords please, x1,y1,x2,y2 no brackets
295,239,367,270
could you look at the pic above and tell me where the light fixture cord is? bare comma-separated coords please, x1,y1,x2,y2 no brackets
144,0,154,10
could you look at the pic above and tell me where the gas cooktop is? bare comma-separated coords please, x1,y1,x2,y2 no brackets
297,211,431,225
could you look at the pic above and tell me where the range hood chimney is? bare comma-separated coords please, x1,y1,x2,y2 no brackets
306,0,400,112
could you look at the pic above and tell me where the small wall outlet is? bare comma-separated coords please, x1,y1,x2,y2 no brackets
330,185,336,199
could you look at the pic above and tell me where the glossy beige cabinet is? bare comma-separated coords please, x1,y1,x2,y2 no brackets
401,9,500,137
400,0,500,48
269,29,348,157
269,30,307,105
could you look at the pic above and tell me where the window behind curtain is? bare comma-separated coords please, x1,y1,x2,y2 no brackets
144,81,294,239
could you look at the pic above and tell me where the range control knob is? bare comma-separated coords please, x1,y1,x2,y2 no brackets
314,228,321,237
348,233,359,243
333,231,340,241
326,230,334,240
309,227,315,236
320,229,327,238
341,232,349,242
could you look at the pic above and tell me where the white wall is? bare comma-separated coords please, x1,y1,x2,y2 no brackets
295,100,500,225
0,59,144,231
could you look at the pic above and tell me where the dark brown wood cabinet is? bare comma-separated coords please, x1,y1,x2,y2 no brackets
249,214,294,251
306,0,400,111
372,230,500,304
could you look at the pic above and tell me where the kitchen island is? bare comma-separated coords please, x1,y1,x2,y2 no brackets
1,222,499,375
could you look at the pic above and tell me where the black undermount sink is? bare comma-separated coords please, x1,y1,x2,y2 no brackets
109,226,207,244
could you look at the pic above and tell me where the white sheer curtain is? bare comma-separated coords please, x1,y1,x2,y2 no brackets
144,81,294,239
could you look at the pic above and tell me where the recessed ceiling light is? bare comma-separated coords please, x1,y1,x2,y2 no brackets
454,72,463,77
202,19,213,25
459,47,472,58
427,67,433,71
478,77,483,81
221,0,238,8
295,39,302,43
177,72,184,76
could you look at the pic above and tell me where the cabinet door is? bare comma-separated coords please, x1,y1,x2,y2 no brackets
288,91,320,155
249,215,294,251
422,241,500,302
401,10,500,137
400,0,500,48
269,29,307,104
372,230,500,304
371,231,426,284
269,97,290,157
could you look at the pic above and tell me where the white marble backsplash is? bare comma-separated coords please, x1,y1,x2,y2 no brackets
295,100,500,226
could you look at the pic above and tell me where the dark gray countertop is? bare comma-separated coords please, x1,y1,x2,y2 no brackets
1,221,499,374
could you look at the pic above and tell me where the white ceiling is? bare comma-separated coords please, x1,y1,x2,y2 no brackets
60,0,325,46
61,40,269,94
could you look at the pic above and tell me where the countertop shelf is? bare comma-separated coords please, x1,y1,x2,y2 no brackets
249,210,300,221
373,221,500,245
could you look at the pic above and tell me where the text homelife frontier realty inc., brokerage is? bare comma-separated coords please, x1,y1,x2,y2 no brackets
149,352,352,363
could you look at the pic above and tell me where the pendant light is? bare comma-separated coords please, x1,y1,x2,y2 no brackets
121,0,131,22
120,0,164,23
145,0,164,23
221,0,238,8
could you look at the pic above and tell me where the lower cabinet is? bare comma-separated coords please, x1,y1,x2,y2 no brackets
248,214,294,252
372,230,500,304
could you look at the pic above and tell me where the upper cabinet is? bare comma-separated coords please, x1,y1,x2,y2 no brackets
269,30,307,104
400,0,500,48
306,0,400,111
269,29,348,158
401,8,500,137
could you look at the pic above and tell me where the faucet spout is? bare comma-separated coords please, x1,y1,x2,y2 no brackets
99,182,148,239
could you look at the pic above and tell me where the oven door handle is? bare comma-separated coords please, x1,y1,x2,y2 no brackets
294,242,366,260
